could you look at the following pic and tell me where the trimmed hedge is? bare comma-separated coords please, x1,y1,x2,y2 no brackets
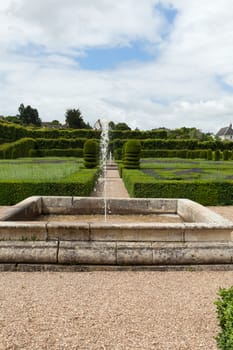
35,137,88,149
0,121,101,141
0,169,98,205
116,149,210,160
121,169,233,205
0,137,89,159
123,140,141,169
109,129,168,140
215,287,233,349
111,138,233,156
83,139,99,168
29,148,83,157
0,138,36,159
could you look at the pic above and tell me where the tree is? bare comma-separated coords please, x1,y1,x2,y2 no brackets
114,122,131,131
4,116,21,124
51,120,61,126
18,104,42,126
108,121,116,130
65,108,91,129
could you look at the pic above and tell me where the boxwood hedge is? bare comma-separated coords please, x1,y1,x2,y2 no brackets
215,287,233,349
122,169,233,205
0,169,98,205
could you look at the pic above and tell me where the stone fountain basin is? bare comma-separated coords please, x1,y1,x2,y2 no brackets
0,196,233,266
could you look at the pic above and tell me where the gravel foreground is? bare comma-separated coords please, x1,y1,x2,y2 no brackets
0,206,233,349
1,270,233,350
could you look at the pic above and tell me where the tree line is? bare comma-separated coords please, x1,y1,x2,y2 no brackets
0,103,213,140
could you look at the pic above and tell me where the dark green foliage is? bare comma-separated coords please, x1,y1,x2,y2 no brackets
122,169,233,205
123,140,141,169
35,137,88,149
223,150,230,161
109,130,168,140
207,149,213,160
18,104,42,126
114,122,131,131
0,121,100,142
83,139,99,168
214,150,221,161
30,148,83,157
0,138,36,159
215,287,233,349
65,109,91,129
0,169,98,205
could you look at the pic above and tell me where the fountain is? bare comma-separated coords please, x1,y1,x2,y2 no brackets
0,195,233,270
99,119,109,221
0,118,233,270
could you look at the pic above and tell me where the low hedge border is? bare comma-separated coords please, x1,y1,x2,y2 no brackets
215,287,233,349
0,169,98,205
121,169,233,205
29,148,83,157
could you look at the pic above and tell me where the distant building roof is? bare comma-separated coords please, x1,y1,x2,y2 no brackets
216,123,233,136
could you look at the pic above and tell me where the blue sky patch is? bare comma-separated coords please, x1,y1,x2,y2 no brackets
77,41,156,70
216,75,233,93
156,2,178,25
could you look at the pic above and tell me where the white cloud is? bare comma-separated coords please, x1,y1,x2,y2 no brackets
0,0,233,133
5,0,164,50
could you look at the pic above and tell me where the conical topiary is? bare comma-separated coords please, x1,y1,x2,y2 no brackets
83,139,99,168
123,139,141,169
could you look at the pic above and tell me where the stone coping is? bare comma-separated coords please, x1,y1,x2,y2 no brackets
0,196,232,266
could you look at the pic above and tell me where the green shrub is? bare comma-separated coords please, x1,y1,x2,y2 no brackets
33,148,83,157
223,150,230,161
214,150,221,161
121,169,233,205
0,138,36,159
0,169,98,205
207,149,213,160
215,287,233,349
123,140,141,169
35,137,87,149
83,139,99,168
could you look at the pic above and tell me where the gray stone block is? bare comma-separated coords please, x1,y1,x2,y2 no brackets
0,222,47,240
152,242,233,264
117,242,153,265
184,224,232,241
58,241,116,264
47,222,90,240
0,241,57,263
90,223,185,241
42,196,73,214
72,197,105,214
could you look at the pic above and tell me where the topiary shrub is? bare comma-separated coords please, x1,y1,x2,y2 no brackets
215,286,233,349
83,139,99,168
123,139,141,169
214,150,221,161
223,150,230,161
207,149,213,160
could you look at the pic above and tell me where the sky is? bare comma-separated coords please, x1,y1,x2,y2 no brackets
1,0,233,132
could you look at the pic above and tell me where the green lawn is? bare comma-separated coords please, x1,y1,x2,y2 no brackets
0,157,83,182
140,158,233,182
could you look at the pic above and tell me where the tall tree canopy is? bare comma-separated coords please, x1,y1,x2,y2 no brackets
18,104,42,126
65,108,91,129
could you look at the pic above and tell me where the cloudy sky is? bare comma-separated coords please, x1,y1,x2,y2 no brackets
1,0,233,132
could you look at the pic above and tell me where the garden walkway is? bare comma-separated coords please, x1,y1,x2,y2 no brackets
91,162,129,198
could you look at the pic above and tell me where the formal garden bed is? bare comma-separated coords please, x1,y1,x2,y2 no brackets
122,158,233,205
0,158,98,205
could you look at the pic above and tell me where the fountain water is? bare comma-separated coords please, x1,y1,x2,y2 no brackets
99,119,109,221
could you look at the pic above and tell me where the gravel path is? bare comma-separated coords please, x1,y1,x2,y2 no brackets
0,204,232,349
0,270,233,349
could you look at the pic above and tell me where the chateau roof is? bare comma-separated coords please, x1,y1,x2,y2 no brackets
216,124,233,136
